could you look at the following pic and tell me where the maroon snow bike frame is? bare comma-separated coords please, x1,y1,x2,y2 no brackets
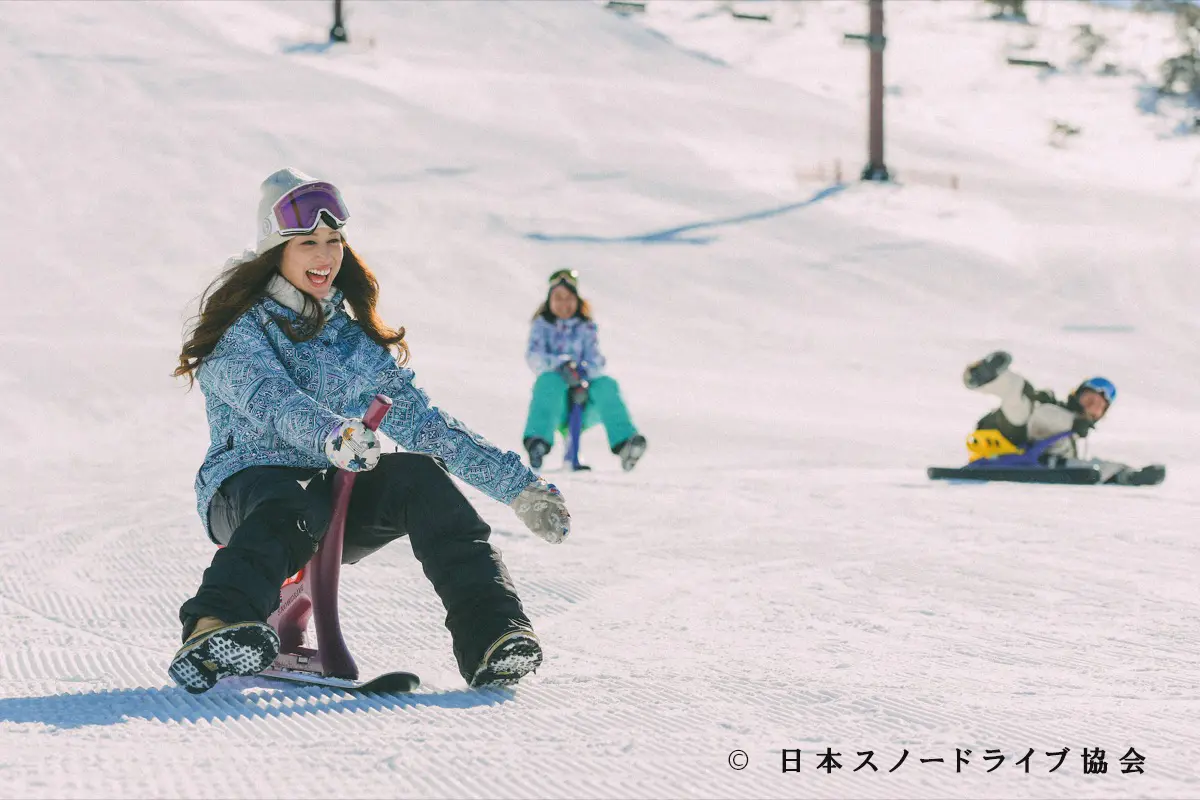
262,394,412,686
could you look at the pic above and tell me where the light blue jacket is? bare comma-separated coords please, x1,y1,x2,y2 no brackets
525,316,607,377
193,278,537,540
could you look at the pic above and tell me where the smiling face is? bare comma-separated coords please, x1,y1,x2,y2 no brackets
1077,388,1110,422
279,225,344,299
549,284,579,319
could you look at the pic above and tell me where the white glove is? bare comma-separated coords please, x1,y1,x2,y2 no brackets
510,479,571,543
323,419,380,472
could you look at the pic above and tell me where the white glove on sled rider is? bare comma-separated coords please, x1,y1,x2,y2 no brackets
323,419,381,472
510,478,571,544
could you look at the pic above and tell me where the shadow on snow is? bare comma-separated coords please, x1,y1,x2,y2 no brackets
0,679,513,730
524,183,845,245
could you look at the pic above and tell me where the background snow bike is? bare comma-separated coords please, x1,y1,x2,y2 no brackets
562,369,590,472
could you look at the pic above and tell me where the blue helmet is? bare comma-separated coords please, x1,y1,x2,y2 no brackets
1077,377,1117,405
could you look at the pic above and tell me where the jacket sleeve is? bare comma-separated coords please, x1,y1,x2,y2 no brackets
196,312,347,458
376,366,538,505
578,321,607,379
1028,402,1085,445
525,319,565,375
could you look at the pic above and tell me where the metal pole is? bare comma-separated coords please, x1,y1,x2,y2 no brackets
330,0,348,43
862,0,889,181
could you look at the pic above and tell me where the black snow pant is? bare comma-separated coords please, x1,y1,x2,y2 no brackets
178,453,532,681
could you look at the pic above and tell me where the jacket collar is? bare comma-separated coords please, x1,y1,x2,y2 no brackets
548,315,584,327
266,273,342,319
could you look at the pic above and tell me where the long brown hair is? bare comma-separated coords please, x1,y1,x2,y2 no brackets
532,280,593,323
174,242,409,386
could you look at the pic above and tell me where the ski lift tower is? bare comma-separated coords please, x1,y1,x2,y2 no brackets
330,0,349,43
845,0,890,182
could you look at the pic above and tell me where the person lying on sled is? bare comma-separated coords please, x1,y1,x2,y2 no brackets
962,351,1161,485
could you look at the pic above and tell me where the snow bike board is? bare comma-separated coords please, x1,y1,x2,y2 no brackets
927,465,1104,485
261,667,420,694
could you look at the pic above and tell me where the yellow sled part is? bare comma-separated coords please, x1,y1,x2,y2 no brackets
966,429,1023,462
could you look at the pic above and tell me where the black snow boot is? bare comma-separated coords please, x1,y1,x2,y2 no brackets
168,620,280,694
524,437,551,469
963,350,1013,389
469,629,544,688
613,434,647,472
1111,464,1167,486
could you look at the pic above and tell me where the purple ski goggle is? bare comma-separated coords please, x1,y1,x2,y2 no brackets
266,181,350,237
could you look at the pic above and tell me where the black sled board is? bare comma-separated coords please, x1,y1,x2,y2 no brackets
927,466,1103,485
261,667,420,693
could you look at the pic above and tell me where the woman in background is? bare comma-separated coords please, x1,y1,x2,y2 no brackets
522,269,646,471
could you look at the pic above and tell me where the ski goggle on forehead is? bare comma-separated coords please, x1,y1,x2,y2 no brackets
548,269,578,287
265,181,351,238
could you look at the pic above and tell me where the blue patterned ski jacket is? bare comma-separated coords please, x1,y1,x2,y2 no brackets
193,283,537,540
525,316,607,377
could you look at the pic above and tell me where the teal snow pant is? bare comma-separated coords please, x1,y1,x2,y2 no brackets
523,372,636,452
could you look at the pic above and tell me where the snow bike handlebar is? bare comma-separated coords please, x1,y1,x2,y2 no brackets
359,394,393,432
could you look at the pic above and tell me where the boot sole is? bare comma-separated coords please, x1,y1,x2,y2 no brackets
168,622,281,694
469,631,543,688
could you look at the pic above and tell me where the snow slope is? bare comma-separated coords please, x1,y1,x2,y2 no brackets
0,0,1197,797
